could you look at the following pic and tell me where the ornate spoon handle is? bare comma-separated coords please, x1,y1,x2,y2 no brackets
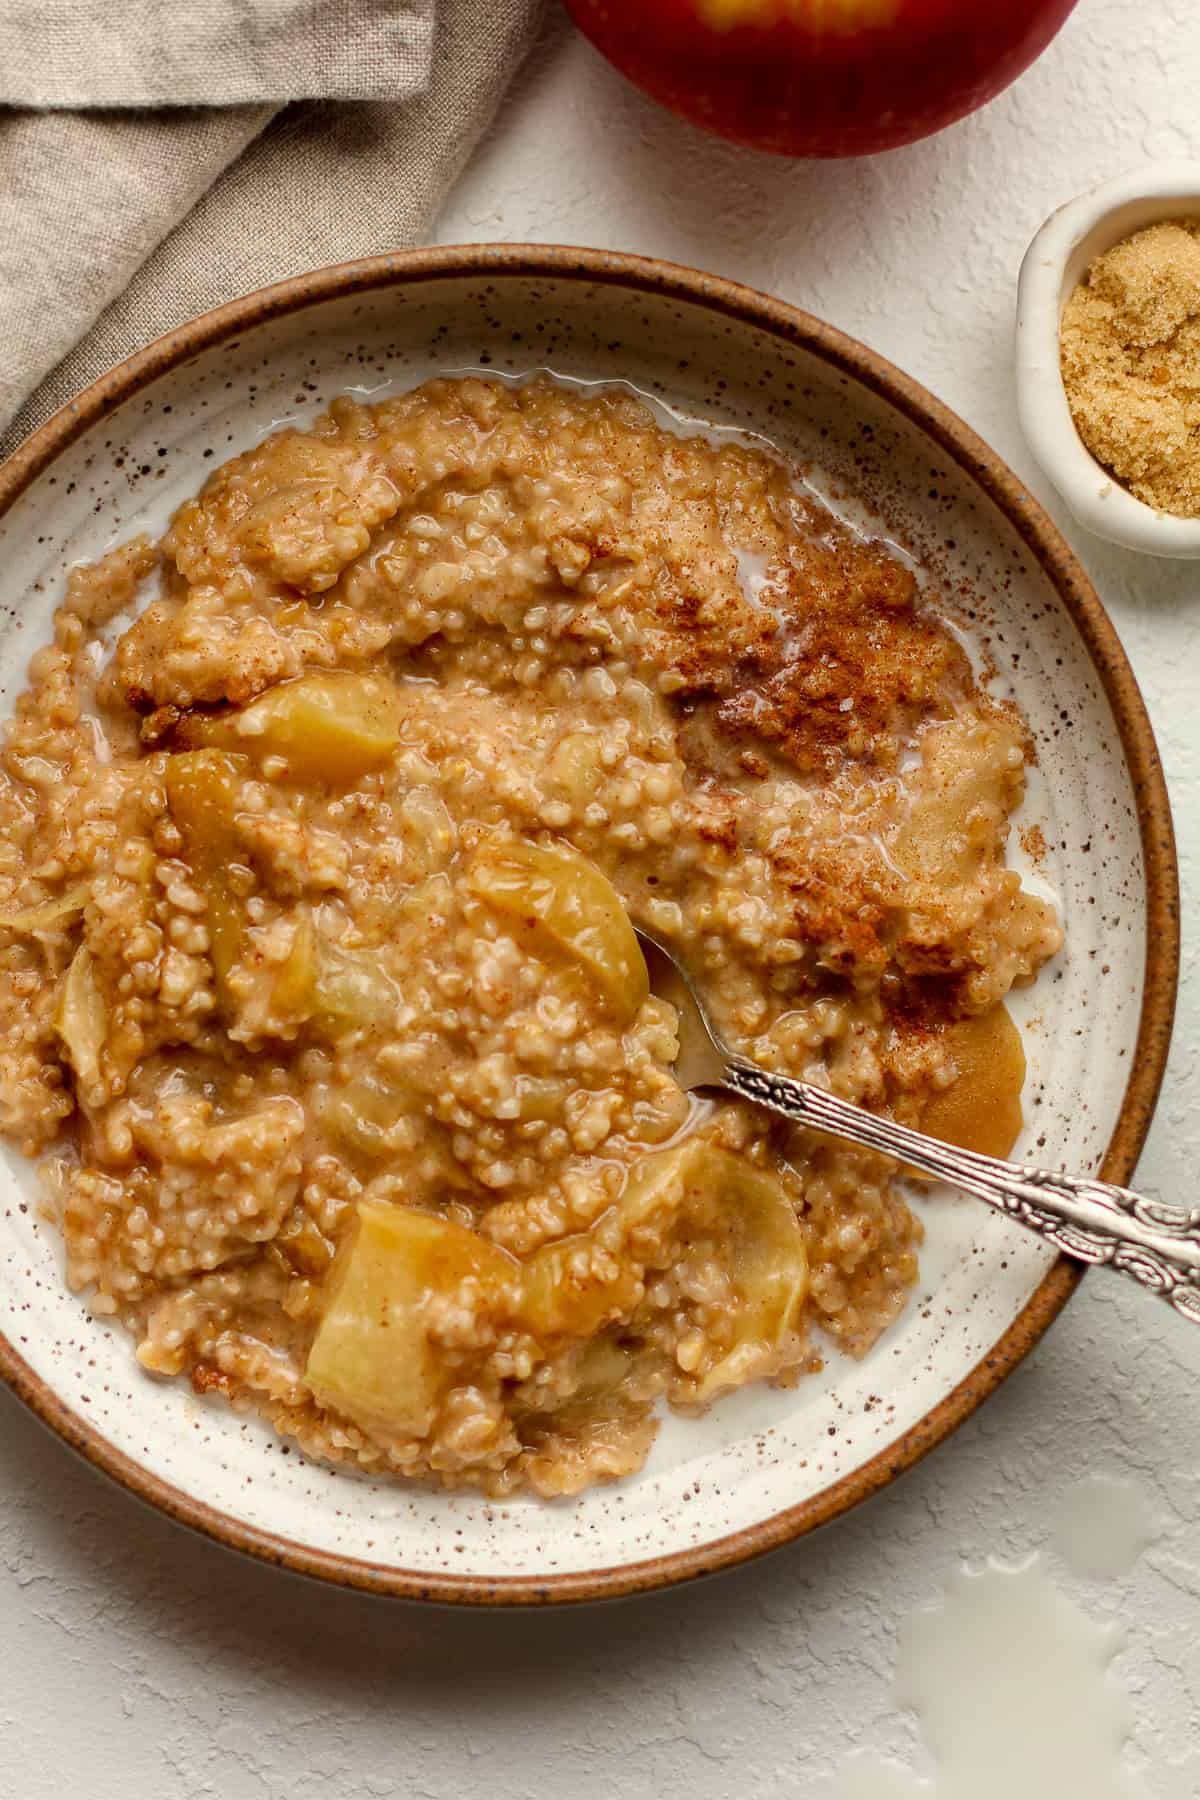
722,1057,1200,1323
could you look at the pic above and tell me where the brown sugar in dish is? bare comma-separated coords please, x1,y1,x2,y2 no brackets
1060,220,1200,517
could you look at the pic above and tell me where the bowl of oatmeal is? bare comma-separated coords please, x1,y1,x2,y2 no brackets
0,249,1177,1601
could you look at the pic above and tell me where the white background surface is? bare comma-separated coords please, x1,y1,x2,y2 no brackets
3,1,1199,1793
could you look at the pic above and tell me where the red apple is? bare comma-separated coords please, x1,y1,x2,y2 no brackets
564,0,1079,158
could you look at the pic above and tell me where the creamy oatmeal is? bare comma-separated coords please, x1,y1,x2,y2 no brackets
0,377,1061,1497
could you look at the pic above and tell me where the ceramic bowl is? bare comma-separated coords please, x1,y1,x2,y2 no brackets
0,248,1179,1603
1017,161,1200,556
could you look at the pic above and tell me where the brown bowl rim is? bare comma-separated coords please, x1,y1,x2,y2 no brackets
0,244,1179,1606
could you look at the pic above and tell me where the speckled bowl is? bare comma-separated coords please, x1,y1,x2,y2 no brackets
0,248,1179,1604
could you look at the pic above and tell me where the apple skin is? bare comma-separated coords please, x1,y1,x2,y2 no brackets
563,0,1079,158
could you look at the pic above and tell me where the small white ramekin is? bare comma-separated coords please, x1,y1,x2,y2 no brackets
1016,162,1200,558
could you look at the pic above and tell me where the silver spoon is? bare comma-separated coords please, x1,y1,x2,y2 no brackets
635,927,1200,1322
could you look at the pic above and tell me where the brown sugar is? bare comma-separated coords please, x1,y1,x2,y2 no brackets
1060,220,1200,517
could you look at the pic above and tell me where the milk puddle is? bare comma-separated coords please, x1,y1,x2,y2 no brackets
823,1477,1162,1800
1050,1474,1161,1582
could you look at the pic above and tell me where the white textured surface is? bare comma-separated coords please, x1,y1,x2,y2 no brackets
4,0,1200,1790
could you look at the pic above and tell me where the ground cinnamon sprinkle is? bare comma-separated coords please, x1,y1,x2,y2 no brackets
1060,219,1200,517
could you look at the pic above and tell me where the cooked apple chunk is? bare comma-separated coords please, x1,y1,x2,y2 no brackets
0,882,90,934
306,1201,518,1437
164,748,250,1002
686,1146,810,1397
917,1004,1026,1164
182,671,403,786
468,837,649,1024
523,1140,809,1387
54,945,107,1090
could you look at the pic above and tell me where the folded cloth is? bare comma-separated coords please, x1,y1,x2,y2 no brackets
0,0,543,458
0,1,433,107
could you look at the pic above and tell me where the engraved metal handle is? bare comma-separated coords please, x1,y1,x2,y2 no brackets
722,1057,1200,1323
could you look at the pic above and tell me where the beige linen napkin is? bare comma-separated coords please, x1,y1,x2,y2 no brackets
0,0,543,458
1,1,434,107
